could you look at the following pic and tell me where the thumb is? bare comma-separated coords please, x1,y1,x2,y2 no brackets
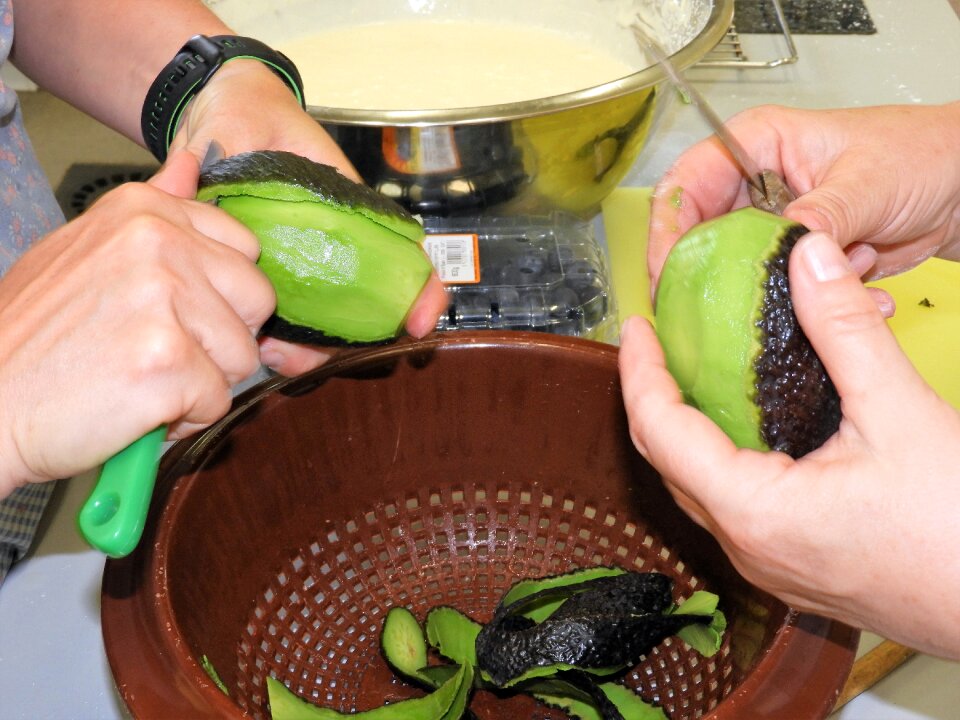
783,167,883,249
147,148,200,199
789,231,931,438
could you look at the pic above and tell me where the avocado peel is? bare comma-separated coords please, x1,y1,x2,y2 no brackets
475,571,711,688
266,568,718,719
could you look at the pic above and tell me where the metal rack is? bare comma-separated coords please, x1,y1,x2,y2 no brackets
698,0,799,68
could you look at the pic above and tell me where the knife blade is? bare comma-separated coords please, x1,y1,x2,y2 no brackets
631,21,796,215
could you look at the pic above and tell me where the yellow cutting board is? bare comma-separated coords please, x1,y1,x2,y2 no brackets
601,186,960,410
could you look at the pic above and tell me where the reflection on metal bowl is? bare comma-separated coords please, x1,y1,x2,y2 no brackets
208,0,734,217
325,88,658,217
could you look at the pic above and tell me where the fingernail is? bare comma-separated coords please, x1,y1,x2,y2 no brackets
620,316,634,343
876,296,896,319
845,243,879,278
869,287,897,318
260,347,286,372
798,232,852,282
406,313,432,339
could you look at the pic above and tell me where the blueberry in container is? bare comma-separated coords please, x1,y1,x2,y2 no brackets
424,213,616,342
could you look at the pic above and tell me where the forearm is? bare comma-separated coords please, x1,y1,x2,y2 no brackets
10,0,234,144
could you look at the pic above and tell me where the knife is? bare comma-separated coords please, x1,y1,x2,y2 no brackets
631,21,796,215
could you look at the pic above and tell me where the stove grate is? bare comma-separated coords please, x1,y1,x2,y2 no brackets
699,0,799,68
54,163,159,220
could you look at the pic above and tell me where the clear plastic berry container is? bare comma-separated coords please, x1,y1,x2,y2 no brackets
423,213,617,343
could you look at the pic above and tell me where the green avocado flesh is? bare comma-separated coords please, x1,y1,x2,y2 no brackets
266,666,472,719
197,150,432,345
655,207,840,458
381,606,429,682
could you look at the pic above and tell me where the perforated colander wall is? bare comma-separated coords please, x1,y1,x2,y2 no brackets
103,337,855,719
234,481,737,719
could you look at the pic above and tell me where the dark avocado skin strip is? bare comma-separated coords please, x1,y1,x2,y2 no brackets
477,611,703,687
756,225,841,457
198,150,420,239
550,671,625,720
475,572,709,687
502,566,627,611
260,314,393,348
546,572,673,619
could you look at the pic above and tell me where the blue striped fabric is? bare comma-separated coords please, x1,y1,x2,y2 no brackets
0,0,69,585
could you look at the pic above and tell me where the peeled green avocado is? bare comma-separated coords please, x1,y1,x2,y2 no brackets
197,150,433,345
655,207,840,458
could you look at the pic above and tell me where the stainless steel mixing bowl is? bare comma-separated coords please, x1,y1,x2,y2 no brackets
208,0,734,217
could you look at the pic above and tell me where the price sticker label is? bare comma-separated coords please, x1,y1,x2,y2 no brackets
423,232,481,285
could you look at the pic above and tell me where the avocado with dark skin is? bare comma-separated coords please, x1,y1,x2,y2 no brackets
197,150,434,346
655,207,841,458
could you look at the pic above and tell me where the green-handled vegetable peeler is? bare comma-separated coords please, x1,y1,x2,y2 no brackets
78,425,167,558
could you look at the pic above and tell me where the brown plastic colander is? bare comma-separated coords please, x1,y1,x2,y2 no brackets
101,332,857,719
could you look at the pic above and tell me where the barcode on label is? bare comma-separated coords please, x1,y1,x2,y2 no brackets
423,233,481,284
417,127,461,173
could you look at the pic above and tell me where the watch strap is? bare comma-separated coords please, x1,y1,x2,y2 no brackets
141,34,305,162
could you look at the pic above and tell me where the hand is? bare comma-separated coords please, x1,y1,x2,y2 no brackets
619,231,960,659
168,60,448,376
647,102,960,288
0,151,275,496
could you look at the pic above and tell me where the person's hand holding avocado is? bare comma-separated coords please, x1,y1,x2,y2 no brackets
163,55,448,377
14,0,447,381
618,102,960,658
0,0,447,522
0,151,275,498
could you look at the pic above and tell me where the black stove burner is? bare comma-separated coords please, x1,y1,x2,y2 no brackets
734,0,876,35
54,163,159,219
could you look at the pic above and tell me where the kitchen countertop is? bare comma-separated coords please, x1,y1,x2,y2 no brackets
0,1,958,717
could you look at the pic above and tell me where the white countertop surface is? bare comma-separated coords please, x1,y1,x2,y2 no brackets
1,0,959,717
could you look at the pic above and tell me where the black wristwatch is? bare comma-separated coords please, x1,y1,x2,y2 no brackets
140,34,305,162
